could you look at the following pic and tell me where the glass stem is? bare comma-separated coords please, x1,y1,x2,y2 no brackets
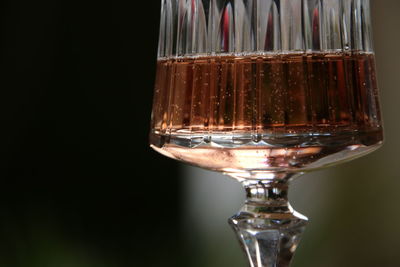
229,174,308,267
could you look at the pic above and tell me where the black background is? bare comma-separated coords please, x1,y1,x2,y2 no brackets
0,1,182,266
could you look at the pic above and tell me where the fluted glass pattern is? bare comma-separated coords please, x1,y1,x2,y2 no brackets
158,0,374,58
151,0,382,174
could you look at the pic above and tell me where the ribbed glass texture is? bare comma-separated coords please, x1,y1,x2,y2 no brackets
158,0,374,58
151,0,383,174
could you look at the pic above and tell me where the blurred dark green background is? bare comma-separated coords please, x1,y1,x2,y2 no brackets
0,1,183,266
0,1,399,267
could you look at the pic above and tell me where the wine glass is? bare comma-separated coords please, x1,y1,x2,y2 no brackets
150,0,383,266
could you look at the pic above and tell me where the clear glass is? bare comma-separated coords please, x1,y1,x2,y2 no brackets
150,0,384,266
